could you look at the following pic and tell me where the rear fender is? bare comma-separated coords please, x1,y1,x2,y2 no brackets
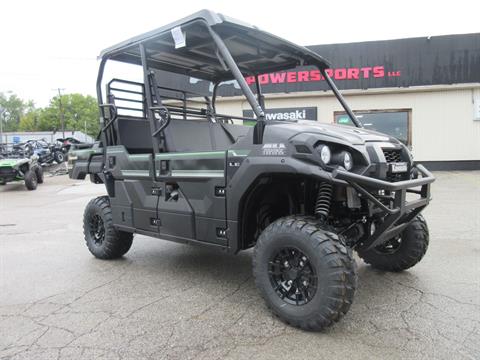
68,148,103,180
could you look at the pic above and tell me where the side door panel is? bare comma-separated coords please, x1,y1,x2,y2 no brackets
106,146,159,234
154,151,227,245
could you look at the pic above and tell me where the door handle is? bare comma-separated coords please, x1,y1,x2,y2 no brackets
165,183,179,201
159,160,169,175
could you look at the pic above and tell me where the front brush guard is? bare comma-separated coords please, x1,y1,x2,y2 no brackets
332,164,435,251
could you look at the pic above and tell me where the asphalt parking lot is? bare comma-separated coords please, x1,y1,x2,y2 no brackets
0,171,479,360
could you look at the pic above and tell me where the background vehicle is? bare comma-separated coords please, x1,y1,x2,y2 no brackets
58,137,92,152
69,10,434,331
19,139,67,164
24,140,55,164
0,151,43,190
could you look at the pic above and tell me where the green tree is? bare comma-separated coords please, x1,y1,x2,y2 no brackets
0,92,35,132
37,93,99,138
18,110,41,131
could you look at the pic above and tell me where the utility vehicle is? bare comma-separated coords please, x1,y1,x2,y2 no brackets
69,10,434,331
0,152,43,190
24,139,66,164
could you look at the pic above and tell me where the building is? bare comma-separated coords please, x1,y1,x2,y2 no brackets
205,33,479,170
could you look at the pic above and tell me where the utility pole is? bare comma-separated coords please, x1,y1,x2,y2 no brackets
0,107,5,148
55,88,66,138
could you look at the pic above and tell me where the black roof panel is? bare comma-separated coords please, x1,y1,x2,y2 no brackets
100,10,330,81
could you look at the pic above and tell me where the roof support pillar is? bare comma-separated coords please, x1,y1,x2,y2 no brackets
140,43,161,153
207,27,265,144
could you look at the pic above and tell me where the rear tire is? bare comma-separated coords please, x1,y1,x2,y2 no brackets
34,166,44,184
253,216,357,331
357,214,429,272
83,196,133,259
54,151,65,163
24,170,38,190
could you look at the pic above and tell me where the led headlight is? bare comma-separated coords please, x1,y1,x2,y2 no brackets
331,150,354,170
319,145,331,164
343,151,353,171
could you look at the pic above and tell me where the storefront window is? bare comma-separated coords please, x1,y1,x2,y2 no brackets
335,110,410,145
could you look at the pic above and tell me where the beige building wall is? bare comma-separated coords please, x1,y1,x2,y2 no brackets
215,86,480,162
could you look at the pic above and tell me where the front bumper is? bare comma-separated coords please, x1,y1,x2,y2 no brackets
0,168,19,183
332,164,435,250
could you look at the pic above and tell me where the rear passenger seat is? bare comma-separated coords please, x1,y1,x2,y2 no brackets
116,117,249,154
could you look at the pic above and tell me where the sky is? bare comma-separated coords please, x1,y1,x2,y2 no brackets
1,0,479,107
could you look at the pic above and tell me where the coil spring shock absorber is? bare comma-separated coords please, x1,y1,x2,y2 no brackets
315,182,333,221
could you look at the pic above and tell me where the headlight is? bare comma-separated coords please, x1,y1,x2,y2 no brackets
319,145,331,164
331,150,354,170
343,151,353,170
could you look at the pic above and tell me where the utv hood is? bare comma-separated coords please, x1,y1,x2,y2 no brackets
265,120,397,145
0,159,20,168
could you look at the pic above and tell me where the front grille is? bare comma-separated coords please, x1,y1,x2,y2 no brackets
0,167,16,176
383,149,402,163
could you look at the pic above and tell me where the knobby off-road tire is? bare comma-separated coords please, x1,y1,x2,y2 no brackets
54,151,65,164
34,166,44,184
253,216,357,331
357,215,429,272
24,170,38,190
83,196,133,259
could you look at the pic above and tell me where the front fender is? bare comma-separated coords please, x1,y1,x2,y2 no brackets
226,155,342,221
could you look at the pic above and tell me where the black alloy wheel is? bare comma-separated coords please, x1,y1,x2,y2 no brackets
83,196,133,259
357,214,429,272
253,216,357,331
89,214,105,245
374,236,402,254
268,247,317,306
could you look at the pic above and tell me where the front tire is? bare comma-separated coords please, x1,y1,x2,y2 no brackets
24,170,38,190
83,196,133,259
357,214,429,272
253,216,357,331
34,166,44,184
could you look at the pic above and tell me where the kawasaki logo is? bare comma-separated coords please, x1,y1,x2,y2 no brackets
243,107,317,121
265,110,306,120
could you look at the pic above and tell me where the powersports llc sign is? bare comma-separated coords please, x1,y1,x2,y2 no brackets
242,107,317,121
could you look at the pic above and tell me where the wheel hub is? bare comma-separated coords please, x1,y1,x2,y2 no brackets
375,236,402,254
285,269,299,281
268,247,317,306
89,214,105,245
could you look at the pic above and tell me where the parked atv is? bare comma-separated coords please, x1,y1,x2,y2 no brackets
0,155,43,190
23,140,55,164
21,139,66,164
69,10,434,331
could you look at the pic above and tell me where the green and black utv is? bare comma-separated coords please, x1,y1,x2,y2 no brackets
0,153,43,190
69,10,435,331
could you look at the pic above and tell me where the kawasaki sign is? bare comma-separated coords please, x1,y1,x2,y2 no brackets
243,107,317,121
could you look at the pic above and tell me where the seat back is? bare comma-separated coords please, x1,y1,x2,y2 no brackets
164,119,214,152
115,117,249,154
164,119,248,152
116,116,153,153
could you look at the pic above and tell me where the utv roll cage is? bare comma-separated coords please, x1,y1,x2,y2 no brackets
95,9,362,160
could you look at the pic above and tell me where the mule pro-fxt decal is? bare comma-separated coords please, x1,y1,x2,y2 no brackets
262,143,286,156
